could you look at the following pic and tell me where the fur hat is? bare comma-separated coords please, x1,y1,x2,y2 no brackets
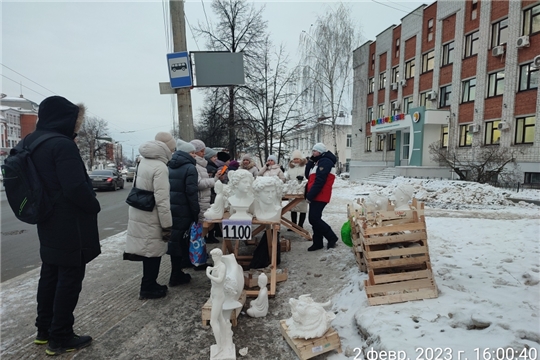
190,139,206,152
291,150,303,160
267,155,278,163
204,147,218,160
155,132,176,153
241,154,252,161
217,152,231,162
229,160,240,170
312,143,327,154
176,139,196,153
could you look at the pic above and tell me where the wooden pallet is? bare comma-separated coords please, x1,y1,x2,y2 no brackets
280,320,342,360
347,203,367,273
280,238,291,252
201,290,247,327
244,268,288,289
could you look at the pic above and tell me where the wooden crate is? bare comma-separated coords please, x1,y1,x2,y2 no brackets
202,290,246,327
280,238,291,252
347,203,367,273
244,268,288,289
280,320,342,360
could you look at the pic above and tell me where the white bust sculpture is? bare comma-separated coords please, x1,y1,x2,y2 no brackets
392,184,415,210
246,273,268,318
366,192,389,212
205,180,228,220
283,178,307,195
286,294,336,339
252,176,283,222
227,170,254,220
206,248,244,360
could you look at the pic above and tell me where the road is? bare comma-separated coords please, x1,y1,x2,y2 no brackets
1,181,132,282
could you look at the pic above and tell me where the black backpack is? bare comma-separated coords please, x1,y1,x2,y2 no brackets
1,133,65,224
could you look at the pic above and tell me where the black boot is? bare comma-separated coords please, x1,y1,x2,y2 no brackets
205,229,219,244
169,256,192,286
140,257,166,299
298,213,306,228
45,334,92,355
308,234,324,251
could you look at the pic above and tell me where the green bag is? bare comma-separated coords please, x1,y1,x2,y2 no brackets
341,220,352,247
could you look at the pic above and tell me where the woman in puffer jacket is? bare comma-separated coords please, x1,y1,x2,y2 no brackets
258,155,286,182
240,154,258,178
124,137,174,300
284,150,308,229
190,139,215,223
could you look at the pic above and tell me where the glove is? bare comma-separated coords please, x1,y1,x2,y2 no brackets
296,176,304,181
162,227,172,242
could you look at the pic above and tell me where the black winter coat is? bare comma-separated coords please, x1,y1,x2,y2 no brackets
27,97,101,267
168,150,200,244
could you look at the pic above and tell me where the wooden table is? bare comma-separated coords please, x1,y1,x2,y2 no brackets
203,216,281,298
280,194,312,241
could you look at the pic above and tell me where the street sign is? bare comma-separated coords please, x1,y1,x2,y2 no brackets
159,82,176,95
166,51,192,89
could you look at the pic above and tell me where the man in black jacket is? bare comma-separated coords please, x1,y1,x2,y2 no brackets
27,96,101,355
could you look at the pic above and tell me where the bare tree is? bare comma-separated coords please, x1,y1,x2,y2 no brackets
77,116,109,170
429,141,522,184
194,89,230,148
298,3,359,165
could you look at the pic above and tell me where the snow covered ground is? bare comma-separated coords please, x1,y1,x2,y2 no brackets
326,177,540,359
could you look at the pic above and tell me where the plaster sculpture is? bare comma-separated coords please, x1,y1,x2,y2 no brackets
392,184,415,210
283,178,307,195
365,192,389,212
206,248,244,360
227,169,254,220
285,294,336,339
246,273,269,318
204,180,227,220
252,176,283,222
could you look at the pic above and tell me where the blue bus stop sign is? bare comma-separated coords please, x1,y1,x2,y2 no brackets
167,51,192,89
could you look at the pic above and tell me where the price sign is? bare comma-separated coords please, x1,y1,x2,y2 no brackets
222,219,252,240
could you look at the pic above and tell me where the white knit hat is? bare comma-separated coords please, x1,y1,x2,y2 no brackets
190,139,206,152
312,143,327,154
155,132,176,153
176,139,196,153
267,155,278,163
291,150,303,160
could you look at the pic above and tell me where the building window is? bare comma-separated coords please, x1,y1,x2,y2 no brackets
378,104,385,118
402,132,410,159
366,136,372,152
491,18,508,48
461,78,476,103
346,134,352,147
471,0,478,20
464,31,479,57
391,66,399,83
442,41,454,66
523,4,540,36
484,120,501,145
519,63,539,91
439,85,452,107
371,53,375,70
379,71,386,90
368,77,374,93
515,116,535,144
459,124,472,147
345,158,351,172
487,71,505,97
403,96,413,113
391,101,399,116
421,50,435,73
420,92,428,107
524,172,540,184
367,107,373,122
387,133,396,151
405,59,415,79
376,135,385,151
427,18,434,42
395,38,400,58
442,126,449,147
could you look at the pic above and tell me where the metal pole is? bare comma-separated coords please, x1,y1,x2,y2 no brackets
170,0,194,140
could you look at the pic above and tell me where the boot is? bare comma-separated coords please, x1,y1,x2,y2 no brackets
45,334,92,356
205,230,219,244
298,213,306,228
34,329,49,345
168,271,191,286
308,233,324,252
139,288,167,300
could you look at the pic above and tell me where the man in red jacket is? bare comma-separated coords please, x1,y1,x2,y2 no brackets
304,143,339,251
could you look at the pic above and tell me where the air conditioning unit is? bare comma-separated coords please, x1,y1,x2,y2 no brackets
516,36,530,48
468,124,480,133
399,79,407,87
391,83,398,91
392,102,401,110
497,121,510,130
492,45,505,57
427,91,438,101
533,55,540,69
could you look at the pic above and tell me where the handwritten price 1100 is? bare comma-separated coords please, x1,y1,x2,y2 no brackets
222,224,252,240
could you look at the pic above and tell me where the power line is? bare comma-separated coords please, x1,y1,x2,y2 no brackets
370,0,423,16
185,14,200,50
1,63,57,94
1,74,49,97
201,0,211,32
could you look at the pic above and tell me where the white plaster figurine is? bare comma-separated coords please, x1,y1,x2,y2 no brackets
204,180,228,220
227,169,254,220
252,176,283,222
246,273,269,318
206,248,244,360
365,192,389,212
392,184,415,210
285,294,336,340
283,178,307,195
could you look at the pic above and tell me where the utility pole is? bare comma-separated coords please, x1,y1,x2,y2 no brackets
170,0,194,140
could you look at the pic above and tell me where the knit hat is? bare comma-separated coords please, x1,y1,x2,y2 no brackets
241,154,252,161
176,139,196,153
155,132,176,153
229,160,240,170
267,155,278,163
204,147,218,160
217,151,231,162
291,150,302,160
190,139,206,152
312,143,327,154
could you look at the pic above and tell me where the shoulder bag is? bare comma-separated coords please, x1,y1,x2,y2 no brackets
125,163,156,211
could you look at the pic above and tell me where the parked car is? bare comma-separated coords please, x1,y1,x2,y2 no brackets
126,167,136,182
89,170,124,191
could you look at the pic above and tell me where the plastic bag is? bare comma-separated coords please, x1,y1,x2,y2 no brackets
341,220,352,247
189,223,208,266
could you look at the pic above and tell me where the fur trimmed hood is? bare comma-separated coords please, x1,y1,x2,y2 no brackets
288,158,307,168
36,96,86,137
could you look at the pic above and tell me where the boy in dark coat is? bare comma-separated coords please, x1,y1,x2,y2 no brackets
26,96,100,355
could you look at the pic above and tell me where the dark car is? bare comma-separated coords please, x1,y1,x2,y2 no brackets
89,170,124,191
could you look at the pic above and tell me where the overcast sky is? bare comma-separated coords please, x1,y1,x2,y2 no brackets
2,0,426,160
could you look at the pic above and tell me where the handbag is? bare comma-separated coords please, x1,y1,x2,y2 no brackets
125,164,156,212
189,223,208,266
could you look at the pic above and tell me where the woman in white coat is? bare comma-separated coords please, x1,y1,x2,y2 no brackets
285,150,308,229
258,155,286,182
124,137,174,300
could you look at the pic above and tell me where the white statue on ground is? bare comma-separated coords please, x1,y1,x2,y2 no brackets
392,184,415,210
206,249,244,360
205,180,228,220
227,170,254,220
365,192,389,212
246,273,268,318
285,294,336,339
252,176,283,222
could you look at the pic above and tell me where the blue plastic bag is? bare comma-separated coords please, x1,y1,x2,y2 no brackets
189,223,207,266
